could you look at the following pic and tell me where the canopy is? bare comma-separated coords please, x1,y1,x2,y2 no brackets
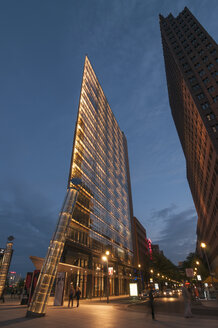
203,276,218,283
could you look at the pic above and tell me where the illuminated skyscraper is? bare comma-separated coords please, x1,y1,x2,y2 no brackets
62,56,134,297
160,7,218,275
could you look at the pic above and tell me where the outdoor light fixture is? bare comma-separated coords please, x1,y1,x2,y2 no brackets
105,250,110,256
150,269,153,273
196,261,200,265
200,242,206,248
102,256,107,262
102,254,109,303
138,264,141,268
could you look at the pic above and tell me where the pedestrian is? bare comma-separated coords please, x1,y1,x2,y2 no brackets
11,287,14,299
68,284,75,308
181,283,193,318
75,286,81,307
0,288,5,303
148,287,155,320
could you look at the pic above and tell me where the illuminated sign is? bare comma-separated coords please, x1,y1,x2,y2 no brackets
129,283,138,297
154,283,159,290
197,275,202,281
185,268,194,277
147,238,152,260
108,267,113,276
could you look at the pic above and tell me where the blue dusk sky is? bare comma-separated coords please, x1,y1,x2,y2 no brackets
0,0,218,276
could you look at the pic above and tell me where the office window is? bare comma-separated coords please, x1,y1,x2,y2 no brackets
198,49,204,55
193,84,200,91
207,87,214,94
203,77,209,84
189,76,196,83
206,113,215,121
191,55,196,61
212,124,218,132
203,56,208,62
199,70,205,76
185,69,192,74
201,102,209,110
206,43,212,49
197,93,205,100
213,95,218,103
207,63,214,70
194,62,200,68
210,49,216,55
182,63,189,69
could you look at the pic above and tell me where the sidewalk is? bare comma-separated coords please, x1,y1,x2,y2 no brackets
200,299,218,308
0,297,217,328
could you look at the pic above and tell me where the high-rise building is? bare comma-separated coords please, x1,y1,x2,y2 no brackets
159,7,218,275
61,56,134,297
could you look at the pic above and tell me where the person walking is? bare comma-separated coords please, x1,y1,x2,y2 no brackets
75,286,81,307
0,287,5,303
181,283,193,318
68,284,75,308
148,287,155,320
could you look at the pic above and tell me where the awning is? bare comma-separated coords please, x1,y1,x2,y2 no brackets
29,256,92,274
203,276,218,283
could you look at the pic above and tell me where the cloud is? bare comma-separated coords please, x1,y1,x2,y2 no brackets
148,205,197,264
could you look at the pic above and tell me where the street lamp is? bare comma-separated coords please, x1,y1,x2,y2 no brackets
196,261,200,265
200,242,213,285
102,255,109,303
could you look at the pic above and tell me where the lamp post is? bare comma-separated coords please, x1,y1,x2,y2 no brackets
102,253,109,303
200,242,213,286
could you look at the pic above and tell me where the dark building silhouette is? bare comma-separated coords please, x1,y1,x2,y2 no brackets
160,7,218,276
131,217,149,270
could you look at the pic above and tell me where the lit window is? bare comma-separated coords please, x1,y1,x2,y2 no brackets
206,113,215,121
212,124,218,132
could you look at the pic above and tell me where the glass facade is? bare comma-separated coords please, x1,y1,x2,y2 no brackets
62,57,133,298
